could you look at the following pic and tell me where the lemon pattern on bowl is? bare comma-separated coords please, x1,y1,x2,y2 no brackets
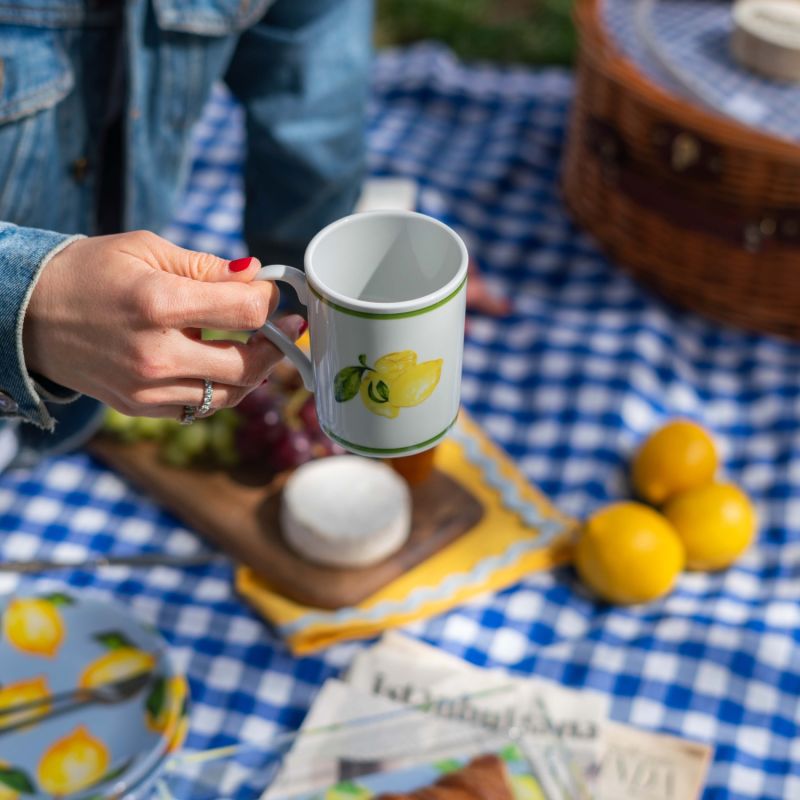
0,676,51,731
334,351,442,419
145,673,189,747
0,595,190,799
2,594,73,658
79,630,157,689
37,725,110,796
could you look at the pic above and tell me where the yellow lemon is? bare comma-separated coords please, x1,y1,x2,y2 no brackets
575,502,685,605
37,726,109,796
359,375,399,418
0,676,51,730
79,647,156,690
664,482,756,571
632,420,718,505
374,350,417,379
511,774,547,800
385,359,443,408
3,598,65,658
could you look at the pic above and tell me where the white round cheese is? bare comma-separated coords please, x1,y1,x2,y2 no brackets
732,0,800,82
280,456,412,568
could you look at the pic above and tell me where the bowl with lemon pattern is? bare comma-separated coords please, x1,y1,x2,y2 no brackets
0,594,189,800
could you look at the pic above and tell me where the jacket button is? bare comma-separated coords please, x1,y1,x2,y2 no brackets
71,157,90,183
0,392,19,414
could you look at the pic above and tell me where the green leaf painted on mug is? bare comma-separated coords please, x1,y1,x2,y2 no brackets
375,380,390,402
358,354,368,367
367,380,389,404
334,367,364,403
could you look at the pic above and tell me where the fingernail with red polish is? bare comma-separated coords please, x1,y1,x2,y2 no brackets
298,319,309,335
229,256,253,273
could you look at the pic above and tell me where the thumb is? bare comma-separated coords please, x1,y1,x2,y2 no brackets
159,243,263,285
159,246,279,319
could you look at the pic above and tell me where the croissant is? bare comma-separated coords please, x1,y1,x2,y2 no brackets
376,754,514,800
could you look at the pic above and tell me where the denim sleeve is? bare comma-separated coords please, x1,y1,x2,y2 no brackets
224,0,373,269
0,222,84,431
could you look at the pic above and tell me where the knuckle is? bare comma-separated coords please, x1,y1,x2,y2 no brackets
192,252,221,280
131,348,170,382
132,229,159,247
133,281,169,326
238,291,269,330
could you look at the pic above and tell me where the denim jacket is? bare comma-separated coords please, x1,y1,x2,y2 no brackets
0,0,371,465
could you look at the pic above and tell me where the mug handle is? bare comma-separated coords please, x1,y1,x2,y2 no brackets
254,265,315,392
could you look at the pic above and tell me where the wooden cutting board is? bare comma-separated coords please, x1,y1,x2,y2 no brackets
88,436,484,610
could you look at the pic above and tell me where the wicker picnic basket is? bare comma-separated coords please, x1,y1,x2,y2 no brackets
562,0,800,338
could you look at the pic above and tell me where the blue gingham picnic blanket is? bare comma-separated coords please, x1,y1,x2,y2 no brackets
2,44,800,800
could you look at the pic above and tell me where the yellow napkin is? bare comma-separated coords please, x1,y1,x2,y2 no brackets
236,411,576,655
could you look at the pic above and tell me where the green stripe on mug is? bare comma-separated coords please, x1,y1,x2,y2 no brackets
321,414,459,455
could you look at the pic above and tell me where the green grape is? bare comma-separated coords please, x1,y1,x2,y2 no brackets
208,418,239,467
133,416,168,440
104,407,135,431
159,439,193,468
213,407,242,428
166,421,210,457
202,329,250,344
103,408,139,442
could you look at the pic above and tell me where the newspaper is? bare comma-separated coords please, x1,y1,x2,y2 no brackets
348,632,609,775
348,633,712,800
264,679,585,799
263,633,712,799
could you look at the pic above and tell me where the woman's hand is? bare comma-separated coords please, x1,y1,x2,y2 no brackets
22,231,303,418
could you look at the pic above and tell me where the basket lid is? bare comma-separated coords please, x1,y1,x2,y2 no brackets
603,0,800,143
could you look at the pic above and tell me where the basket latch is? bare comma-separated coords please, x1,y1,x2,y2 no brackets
652,125,724,180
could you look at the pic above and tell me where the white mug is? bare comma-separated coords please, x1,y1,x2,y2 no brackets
256,210,468,458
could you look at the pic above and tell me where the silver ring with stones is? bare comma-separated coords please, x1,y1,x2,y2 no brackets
197,379,214,417
180,406,197,426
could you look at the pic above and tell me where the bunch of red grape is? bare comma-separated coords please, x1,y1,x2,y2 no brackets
234,382,343,472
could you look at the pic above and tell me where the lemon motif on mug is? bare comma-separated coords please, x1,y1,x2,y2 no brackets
334,350,443,419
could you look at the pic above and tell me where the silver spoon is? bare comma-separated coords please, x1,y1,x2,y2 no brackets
0,671,154,737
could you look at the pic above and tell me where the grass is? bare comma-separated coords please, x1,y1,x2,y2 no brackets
376,0,577,66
